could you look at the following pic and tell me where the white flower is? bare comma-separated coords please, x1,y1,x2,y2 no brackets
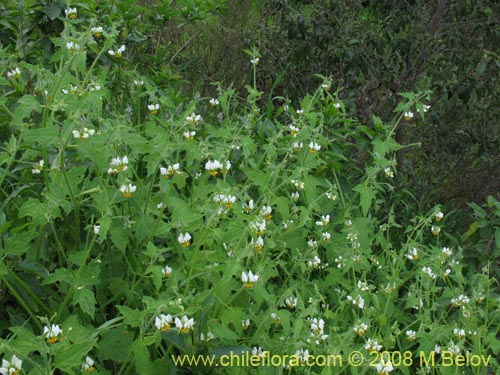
285,296,297,309
271,312,280,323
32,159,44,174
315,214,330,226
451,294,470,307
347,295,365,309
133,79,144,86
7,67,21,79
309,141,321,154
322,83,330,91
210,98,219,107
160,163,181,179
81,356,95,374
353,323,369,335
148,103,160,115
291,179,304,190
43,324,63,344
260,205,272,220
431,225,440,235
162,265,172,278
250,57,259,65
294,348,309,363
251,236,264,252
93,225,100,235
72,128,95,140
119,184,136,199
453,328,465,338
155,314,173,331
435,211,444,222
0,355,22,375
321,231,331,242
357,280,369,291
242,319,250,330
310,318,325,335
175,315,195,334
91,26,103,38
108,156,128,174
384,167,394,178
205,160,223,176
183,130,196,140
296,109,304,116
178,232,192,248
442,247,452,257
242,270,259,288
406,248,418,261
108,45,126,58
243,199,254,213
375,360,394,374
406,330,416,341
404,111,414,120
65,7,77,19
186,112,202,125
66,41,80,54
307,255,321,269
289,125,299,137
291,191,300,200
365,338,382,352
422,266,436,280
334,102,341,109
292,141,303,151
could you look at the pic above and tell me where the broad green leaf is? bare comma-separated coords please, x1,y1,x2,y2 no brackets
116,305,142,328
353,183,375,217
4,230,36,257
99,326,134,362
22,126,60,147
54,338,96,373
11,95,42,125
73,288,96,319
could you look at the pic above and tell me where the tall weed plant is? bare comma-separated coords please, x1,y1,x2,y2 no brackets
0,2,499,375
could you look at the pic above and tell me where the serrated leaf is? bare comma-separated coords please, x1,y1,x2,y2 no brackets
353,183,375,217
4,230,36,256
11,95,42,125
73,288,96,319
116,305,142,328
22,126,60,147
54,338,96,373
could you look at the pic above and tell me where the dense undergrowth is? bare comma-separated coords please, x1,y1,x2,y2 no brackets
1,1,500,374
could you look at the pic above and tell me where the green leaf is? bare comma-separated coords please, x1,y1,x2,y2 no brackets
353,183,375,217
4,230,36,257
11,95,42,125
116,305,142,328
73,288,96,319
54,338,96,373
22,126,60,147
99,326,134,362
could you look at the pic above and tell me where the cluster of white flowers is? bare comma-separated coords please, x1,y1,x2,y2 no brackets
242,270,259,288
32,159,44,174
119,183,137,198
81,356,95,374
7,67,21,79
406,247,418,261
72,128,95,140
213,193,236,208
178,232,192,248
250,218,266,235
205,160,230,176
155,314,195,334
0,355,22,375
108,45,126,58
108,156,128,175
160,163,181,179
91,26,103,38
61,84,78,95
308,317,328,343
65,7,77,19
148,103,160,115
315,214,330,227
186,112,202,125
43,324,63,344
353,322,368,335
422,266,436,280
162,265,172,278
66,41,80,54
406,330,416,341
346,295,365,309
451,294,470,307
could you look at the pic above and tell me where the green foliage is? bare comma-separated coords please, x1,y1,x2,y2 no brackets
0,1,498,374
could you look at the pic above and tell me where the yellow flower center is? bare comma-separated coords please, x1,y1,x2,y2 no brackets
264,214,272,221
94,32,102,38
161,324,170,332
309,149,317,154
245,282,254,288
85,367,95,374
180,327,190,334
181,241,190,248
151,110,158,115
209,170,218,176
123,192,132,198
47,336,59,344
116,52,122,58
69,14,76,19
